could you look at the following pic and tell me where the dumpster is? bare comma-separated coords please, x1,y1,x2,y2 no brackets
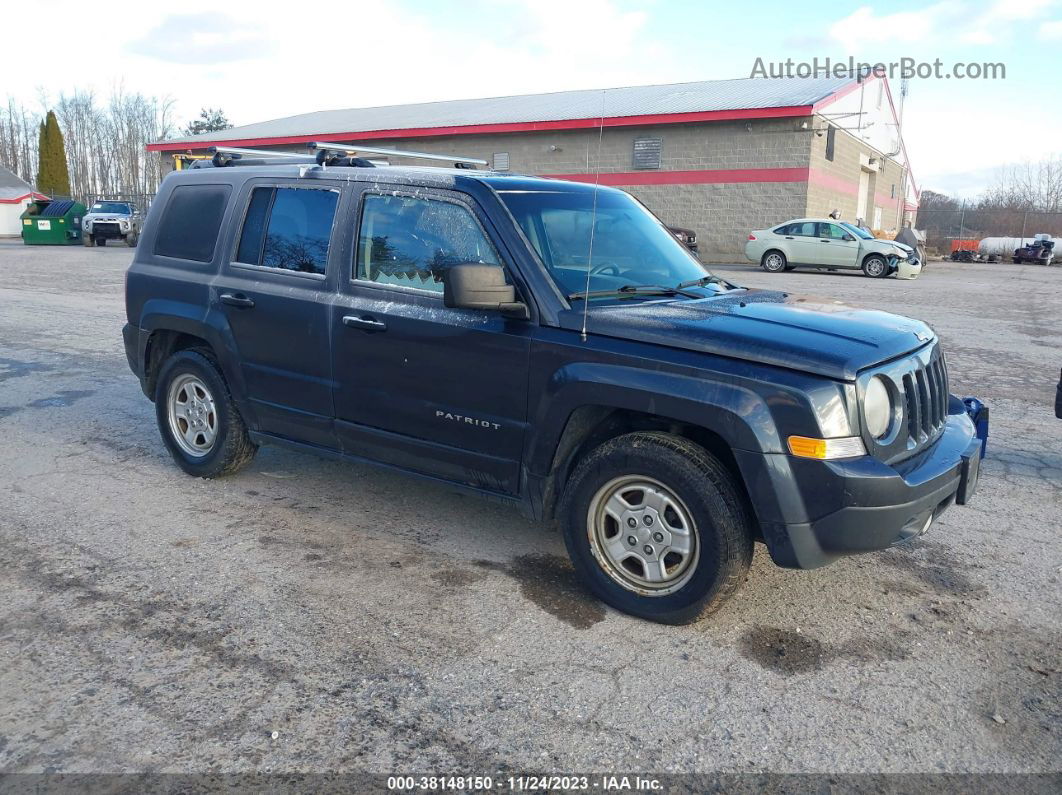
20,198,86,245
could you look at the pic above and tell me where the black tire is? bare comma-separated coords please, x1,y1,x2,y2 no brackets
783,265,796,271
125,231,138,248
96,237,106,247
154,348,257,478
559,431,754,624
761,250,787,273
862,254,888,278
1013,257,1022,264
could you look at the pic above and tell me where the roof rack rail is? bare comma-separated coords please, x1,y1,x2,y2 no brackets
190,144,487,170
308,142,487,167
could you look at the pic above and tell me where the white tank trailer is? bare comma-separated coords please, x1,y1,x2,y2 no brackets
978,235,1062,258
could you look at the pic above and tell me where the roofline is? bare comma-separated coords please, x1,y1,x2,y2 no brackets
146,105,816,152
814,73,919,200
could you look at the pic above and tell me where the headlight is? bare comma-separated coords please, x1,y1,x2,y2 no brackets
83,220,91,229
864,376,892,438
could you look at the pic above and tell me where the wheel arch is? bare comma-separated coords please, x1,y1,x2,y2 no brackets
138,301,254,425
526,368,780,526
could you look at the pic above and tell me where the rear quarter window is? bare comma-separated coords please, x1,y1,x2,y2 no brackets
153,184,232,263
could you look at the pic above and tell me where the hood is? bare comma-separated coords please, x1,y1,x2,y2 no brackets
84,211,130,220
568,289,935,381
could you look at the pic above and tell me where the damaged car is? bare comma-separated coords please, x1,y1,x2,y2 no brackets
746,218,921,278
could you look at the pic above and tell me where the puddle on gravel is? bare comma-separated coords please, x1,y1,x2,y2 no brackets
431,567,489,587
739,625,910,676
474,554,606,630
29,389,95,408
877,541,988,598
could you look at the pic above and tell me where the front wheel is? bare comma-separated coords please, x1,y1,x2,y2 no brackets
761,250,787,273
559,432,754,624
82,234,93,247
154,349,257,478
96,237,106,247
125,231,138,248
862,255,888,277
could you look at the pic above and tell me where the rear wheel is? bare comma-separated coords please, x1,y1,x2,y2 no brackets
761,250,787,273
559,432,754,624
862,254,887,278
155,349,257,478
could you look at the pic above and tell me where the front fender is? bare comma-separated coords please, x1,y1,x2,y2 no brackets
525,361,782,478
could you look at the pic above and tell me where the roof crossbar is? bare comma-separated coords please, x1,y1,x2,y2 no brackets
308,142,488,166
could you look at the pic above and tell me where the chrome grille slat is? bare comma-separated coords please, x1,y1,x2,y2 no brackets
867,343,950,463
906,352,947,448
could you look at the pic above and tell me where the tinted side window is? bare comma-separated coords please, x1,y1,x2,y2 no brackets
234,187,338,274
791,221,817,237
235,187,272,265
356,194,500,293
154,184,231,262
774,224,793,235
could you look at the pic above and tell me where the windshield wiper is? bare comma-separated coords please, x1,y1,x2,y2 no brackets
676,275,741,291
568,284,703,301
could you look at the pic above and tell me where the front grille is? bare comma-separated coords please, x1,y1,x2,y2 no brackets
901,353,948,447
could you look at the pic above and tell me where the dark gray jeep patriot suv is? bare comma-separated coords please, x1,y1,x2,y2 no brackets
123,145,986,624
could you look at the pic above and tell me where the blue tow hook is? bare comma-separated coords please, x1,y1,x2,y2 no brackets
963,397,989,460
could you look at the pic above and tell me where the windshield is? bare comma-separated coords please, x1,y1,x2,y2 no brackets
91,202,131,214
498,189,710,298
840,221,873,240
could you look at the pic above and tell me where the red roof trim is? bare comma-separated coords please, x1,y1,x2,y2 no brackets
0,192,47,204
543,167,810,186
146,105,815,152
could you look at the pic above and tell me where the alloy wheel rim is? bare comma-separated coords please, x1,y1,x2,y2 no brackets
167,374,218,457
766,254,783,271
867,259,885,276
586,475,699,596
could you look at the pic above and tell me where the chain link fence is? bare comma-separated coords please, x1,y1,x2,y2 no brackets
916,208,1062,256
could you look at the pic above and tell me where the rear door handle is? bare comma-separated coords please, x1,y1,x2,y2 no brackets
784,236,795,239
343,314,387,332
220,293,255,308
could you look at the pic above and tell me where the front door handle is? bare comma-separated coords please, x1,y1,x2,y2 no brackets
220,293,255,308
342,314,387,332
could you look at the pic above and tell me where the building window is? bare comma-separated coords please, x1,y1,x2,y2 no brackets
632,137,662,170
891,184,896,199
825,127,836,162
493,152,510,171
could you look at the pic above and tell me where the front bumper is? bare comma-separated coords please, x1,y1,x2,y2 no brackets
87,222,127,239
738,398,984,569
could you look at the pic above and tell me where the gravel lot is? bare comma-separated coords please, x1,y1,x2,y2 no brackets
0,239,1059,778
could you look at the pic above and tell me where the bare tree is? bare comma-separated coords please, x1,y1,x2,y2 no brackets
0,89,176,200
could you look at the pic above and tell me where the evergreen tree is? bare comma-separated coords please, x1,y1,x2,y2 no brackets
36,110,71,197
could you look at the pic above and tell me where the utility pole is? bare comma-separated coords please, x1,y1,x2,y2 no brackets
958,199,966,238
1020,211,1028,241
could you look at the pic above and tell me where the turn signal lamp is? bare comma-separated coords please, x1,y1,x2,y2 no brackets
787,435,866,460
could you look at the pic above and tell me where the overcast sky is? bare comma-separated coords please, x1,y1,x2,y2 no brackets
2,0,1059,197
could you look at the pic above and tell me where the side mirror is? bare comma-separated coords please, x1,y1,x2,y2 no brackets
443,264,527,317
843,234,855,241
